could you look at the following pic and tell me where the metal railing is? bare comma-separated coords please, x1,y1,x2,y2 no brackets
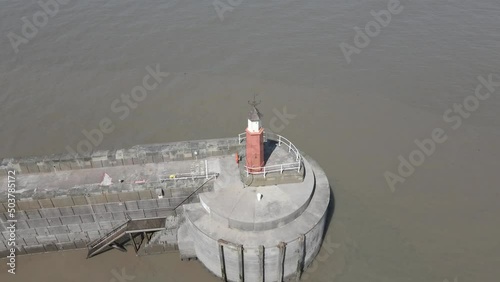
238,131,303,177
160,160,217,182
172,174,218,210
159,173,218,182
86,216,131,249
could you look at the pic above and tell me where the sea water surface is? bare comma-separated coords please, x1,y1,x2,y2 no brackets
0,0,499,281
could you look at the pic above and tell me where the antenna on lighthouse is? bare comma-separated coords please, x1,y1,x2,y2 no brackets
248,93,261,107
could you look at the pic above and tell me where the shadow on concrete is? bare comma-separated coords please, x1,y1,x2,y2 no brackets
263,140,278,163
321,183,336,240
301,182,336,272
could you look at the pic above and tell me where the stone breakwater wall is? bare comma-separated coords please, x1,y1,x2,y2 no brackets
0,137,243,176
0,138,243,257
0,179,212,257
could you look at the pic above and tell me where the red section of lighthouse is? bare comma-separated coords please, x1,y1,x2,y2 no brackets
245,105,265,173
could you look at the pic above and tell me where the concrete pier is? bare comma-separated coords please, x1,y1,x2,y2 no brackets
0,132,330,282
0,137,241,256
177,131,330,282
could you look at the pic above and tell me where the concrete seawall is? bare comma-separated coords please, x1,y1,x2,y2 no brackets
0,137,243,257
1,133,331,282
0,137,243,176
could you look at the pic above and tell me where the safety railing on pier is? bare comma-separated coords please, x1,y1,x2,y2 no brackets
159,159,218,182
238,131,303,177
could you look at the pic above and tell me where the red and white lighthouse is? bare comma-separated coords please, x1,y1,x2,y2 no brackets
245,102,265,173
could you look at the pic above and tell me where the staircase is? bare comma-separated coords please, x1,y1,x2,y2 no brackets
86,220,130,258
86,217,167,258
87,176,218,259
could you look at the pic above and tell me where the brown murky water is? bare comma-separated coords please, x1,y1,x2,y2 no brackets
1,0,500,281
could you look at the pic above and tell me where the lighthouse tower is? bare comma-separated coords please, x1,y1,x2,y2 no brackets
245,100,265,173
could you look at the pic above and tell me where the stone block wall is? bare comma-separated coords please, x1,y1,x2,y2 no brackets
0,179,214,257
0,137,243,257
0,138,243,176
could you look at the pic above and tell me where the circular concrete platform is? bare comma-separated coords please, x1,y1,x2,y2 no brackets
179,152,331,282
199,160,315,231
